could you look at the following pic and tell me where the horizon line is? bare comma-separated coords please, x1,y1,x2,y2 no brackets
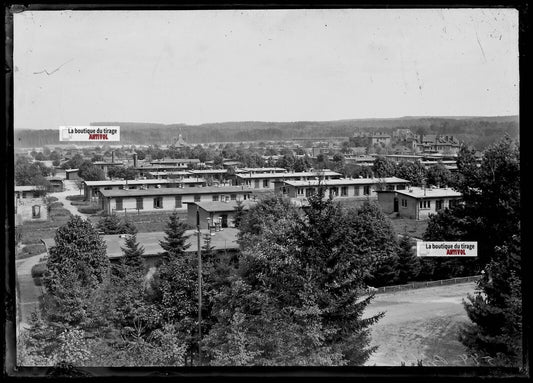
14,114,520,130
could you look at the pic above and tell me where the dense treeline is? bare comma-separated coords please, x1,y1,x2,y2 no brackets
19,194,401,366
15,116,518,149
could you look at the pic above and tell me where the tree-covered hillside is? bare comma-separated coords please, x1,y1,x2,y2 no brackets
14,116,518,149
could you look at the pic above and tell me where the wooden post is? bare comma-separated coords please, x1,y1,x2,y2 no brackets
196,207,202,366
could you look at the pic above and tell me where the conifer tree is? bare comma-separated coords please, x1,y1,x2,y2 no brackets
424,136,521,364
120,233,145,273
97,213,124,234
233,199,246,228
460,234,522,366
205,191,388,365
43,216,109,326
158,212,191,262
150,212,197,362
396,234,421,285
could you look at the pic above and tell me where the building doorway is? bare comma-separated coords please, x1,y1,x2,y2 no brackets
394,197,399,212
221,214,228,228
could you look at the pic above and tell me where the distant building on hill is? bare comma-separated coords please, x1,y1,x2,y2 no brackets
173,134,190,148
413,135,460,154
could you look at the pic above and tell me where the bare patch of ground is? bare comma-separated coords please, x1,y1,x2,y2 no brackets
364,282,476,366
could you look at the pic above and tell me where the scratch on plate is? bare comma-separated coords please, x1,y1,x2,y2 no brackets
475,31,487,63
33,59,73,76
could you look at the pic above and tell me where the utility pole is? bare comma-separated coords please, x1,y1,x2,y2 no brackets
196,207,203,366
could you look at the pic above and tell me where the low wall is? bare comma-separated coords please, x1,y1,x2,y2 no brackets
375,275,482,294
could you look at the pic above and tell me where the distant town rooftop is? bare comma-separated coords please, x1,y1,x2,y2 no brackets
235,167,287,172
189,169,228,174
283,177,410,187
93,161,122,165
84,179,176,186
134,165,188,169
147,171,202,177
151,159,200,164
235,170,341,179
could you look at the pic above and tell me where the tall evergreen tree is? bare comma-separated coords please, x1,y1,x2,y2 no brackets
120,233,145,273
396,234,421,285
426,161,453,187
158,212,191,262
233,199,246,229
460,234,522,366
423,136,521,364
97,213,124,234
150,212,199,363
43,216,109,326
206,191,388,365
372,156,397,177
396,160,427,186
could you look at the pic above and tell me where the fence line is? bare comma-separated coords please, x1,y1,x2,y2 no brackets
375,275,482,294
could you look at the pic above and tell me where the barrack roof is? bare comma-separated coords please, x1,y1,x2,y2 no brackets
186,200,257,213
99,185,252,198
235,170,341,179
388,187,462,199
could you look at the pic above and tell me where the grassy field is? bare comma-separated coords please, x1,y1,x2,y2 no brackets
16,253,46,331
389,217,428,238
16,244,47,260
19,202,72,243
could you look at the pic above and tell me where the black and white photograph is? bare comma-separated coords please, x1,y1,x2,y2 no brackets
5,5,524,375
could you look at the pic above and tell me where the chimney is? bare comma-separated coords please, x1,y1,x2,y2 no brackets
133,153,138,168
111,151,115,163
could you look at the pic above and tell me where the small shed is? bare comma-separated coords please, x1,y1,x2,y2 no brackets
186,200,256,229
65,168,80,180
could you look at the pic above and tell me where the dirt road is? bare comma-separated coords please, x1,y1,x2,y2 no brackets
16,252,47,334
48,180,91,219
363,282,477,366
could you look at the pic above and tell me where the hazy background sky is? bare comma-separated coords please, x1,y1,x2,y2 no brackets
13,8,519,130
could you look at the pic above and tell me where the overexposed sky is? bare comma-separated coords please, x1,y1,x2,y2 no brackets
13,8,519,129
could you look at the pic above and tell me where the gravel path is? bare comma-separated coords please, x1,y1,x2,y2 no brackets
48,180,91,219
16,252,48,334
363,282,477,366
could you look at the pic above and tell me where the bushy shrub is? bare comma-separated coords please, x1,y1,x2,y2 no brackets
78,206,102,214
50,208,72,221
69,200,87,206
49,201,64,209
31,262,48,279
22,244,46,256
66,195,86,201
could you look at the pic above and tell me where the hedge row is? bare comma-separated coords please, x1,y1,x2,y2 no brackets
66,195,85,201
31,262,47,279
22,243,46,256
49,201,64,209
78,206,102,214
